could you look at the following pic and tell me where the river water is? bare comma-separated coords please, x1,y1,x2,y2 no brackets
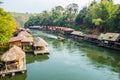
1,30,120,80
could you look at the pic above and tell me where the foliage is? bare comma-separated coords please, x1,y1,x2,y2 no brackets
24,1,120,33
24,4,78,28
76,0,120,33
0,8,17,44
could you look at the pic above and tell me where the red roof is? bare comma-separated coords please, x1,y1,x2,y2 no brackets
62,28,74,31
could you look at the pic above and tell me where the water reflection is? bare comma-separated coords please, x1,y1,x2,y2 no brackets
0,72,27,80
26,54,49,64
38,30,120,74
74,41,120,73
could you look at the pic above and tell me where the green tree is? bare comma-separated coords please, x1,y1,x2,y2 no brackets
0,8,17,44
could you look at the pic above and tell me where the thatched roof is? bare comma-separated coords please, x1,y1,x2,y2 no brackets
1,46,25,62
21,37,33,42
98,33,120,41
9,36,25,42
71,31,84,36
33,37,48,47
18,31,32,37
9,36,33,43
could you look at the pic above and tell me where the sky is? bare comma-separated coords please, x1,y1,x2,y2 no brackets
0,0,120,13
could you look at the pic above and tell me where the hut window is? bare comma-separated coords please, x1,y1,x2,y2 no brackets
30,42,33,45
37,47,44,51
104,41,108,44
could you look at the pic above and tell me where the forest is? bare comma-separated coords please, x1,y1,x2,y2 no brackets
24,0,120,34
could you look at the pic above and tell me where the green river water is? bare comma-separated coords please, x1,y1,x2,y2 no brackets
1,30,120,80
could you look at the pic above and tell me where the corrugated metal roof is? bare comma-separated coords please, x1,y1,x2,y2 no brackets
85,34,98,39
71,31,84,36
98,33,120,41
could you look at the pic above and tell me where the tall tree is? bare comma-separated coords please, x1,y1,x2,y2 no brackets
65,3,79,22
0,8,17,44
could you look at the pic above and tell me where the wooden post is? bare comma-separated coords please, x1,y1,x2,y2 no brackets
11,72,15,76
2,74,6,77
21,71,25,74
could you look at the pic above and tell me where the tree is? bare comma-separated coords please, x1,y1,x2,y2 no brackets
75,7,87,25
0,8,17,44
112,5,120,32
51,6,64,25
65,3,79,22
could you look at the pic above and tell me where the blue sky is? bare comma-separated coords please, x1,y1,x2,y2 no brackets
0,0,120,13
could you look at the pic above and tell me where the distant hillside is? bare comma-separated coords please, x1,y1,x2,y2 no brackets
12,12,32,28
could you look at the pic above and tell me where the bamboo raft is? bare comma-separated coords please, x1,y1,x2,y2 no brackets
34,49,49,55
0,65,26,77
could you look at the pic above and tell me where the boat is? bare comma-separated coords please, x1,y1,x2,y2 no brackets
57,36,65,41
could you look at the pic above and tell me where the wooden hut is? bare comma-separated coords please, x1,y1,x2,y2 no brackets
0,46,26,76
9,36,24,48
71,31,85,40
33,37,49,55
84,34,98,44
21,37,33,52
98,33,120,50
9,36,34,52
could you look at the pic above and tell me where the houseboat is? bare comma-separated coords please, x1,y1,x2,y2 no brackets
71,31,85,40
98,33,120,50
84,34,98,44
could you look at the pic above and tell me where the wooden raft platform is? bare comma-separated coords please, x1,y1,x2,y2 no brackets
0,66,26,76
34,49,49,55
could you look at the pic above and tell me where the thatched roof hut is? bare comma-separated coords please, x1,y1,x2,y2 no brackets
1,46,25,62
33,37,48,47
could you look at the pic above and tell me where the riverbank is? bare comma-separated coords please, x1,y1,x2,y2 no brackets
29,26,120,51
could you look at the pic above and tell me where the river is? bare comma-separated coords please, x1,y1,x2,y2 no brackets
1,30,120,80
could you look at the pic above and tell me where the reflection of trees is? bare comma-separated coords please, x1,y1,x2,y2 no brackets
0,47,8,55
26,54,49,64
0,72,27,80
52,40,62,48
85,47,120,73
